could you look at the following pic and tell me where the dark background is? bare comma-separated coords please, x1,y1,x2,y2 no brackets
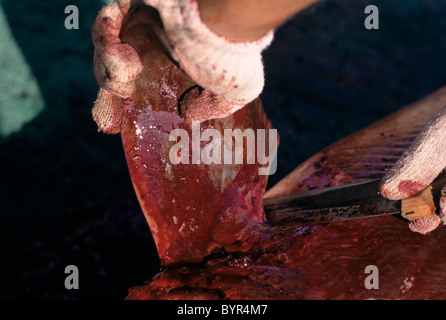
0,0,445,299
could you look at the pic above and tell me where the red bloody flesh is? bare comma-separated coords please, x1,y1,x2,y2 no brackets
119,7,274,266
127,133,446,299
119,7,446,299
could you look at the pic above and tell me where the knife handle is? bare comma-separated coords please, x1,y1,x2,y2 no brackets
401,173,446,221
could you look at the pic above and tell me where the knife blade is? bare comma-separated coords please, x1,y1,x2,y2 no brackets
263,175,444,226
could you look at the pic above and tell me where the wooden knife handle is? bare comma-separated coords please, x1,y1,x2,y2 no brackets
401,172,446,221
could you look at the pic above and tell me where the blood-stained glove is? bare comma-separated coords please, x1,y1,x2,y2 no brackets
380,106,446,234
92,0,273,124
92,1,144,99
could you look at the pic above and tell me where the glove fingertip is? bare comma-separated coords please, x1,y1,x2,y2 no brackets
380,178,428,200
408,215,441,235
179,86,244,122
92,88,123,134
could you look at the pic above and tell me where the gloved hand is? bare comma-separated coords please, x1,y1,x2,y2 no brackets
92,1,143,99
92,0,273,126
380,106,446,234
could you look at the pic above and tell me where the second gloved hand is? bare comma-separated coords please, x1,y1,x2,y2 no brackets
380,106,446,234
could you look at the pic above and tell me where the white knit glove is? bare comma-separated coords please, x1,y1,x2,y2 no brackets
380,106,446,234
92,1,144,99
92,0,273,122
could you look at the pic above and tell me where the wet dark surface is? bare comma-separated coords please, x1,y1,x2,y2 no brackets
128,216,446,300
1,0,446,299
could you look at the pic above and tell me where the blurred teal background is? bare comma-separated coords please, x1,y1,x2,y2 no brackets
0,0,445,299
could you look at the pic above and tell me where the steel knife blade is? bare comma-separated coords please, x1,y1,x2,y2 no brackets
263,177,441,226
